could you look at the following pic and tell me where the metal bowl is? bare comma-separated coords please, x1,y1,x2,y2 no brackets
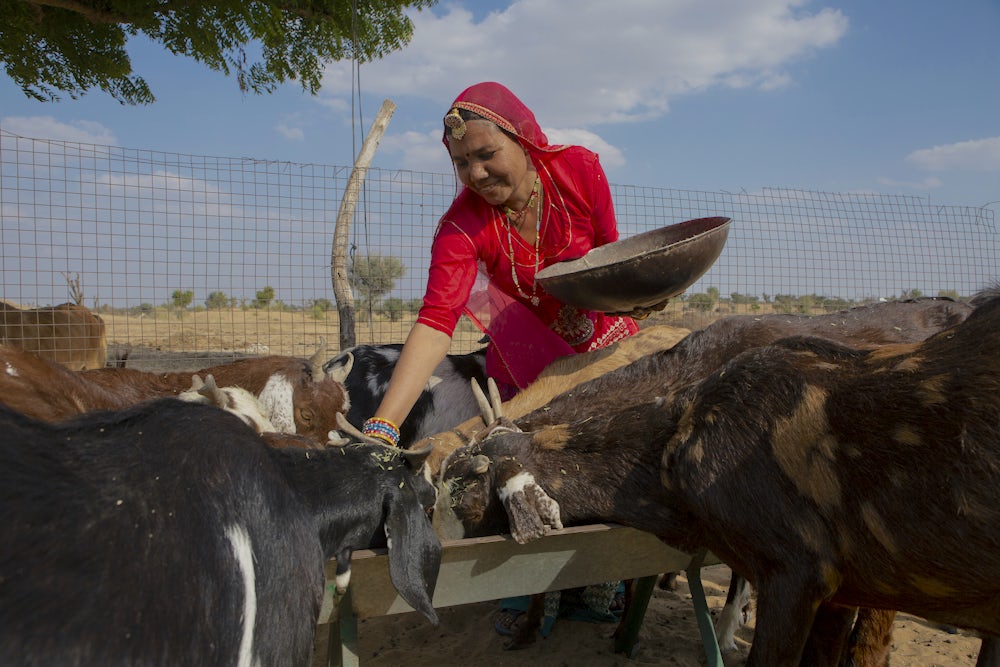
535,216,732,313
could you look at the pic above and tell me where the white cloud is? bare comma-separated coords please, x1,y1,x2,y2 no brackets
319,0,847,127
275,122,305,141
379,125,626,173
545,128,625,169
906,136,1000,172
1,116,117,145
380,129,453,172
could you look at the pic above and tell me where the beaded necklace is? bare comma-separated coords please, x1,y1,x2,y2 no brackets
504,176,542,307
502,176,539,225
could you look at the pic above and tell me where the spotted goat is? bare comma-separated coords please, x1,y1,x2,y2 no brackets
436,296,980,659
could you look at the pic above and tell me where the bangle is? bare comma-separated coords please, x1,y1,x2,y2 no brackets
363,417,400,447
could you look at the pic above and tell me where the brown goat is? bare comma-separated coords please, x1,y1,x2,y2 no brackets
436,296,977,659
0,346,348,444
0,302,107,370
440,294,1000,665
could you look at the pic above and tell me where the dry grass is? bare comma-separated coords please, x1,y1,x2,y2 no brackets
99,300,821,362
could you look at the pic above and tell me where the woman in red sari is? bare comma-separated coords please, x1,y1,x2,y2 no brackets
361,81,640,637
364,81,638,441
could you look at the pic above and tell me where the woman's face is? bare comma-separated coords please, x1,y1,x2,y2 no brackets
448,120,533,208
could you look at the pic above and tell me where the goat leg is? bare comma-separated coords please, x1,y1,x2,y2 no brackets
799,602,858,667
715,572,753,653
745,576,820,666
977,635,1000,667
840,608,895,667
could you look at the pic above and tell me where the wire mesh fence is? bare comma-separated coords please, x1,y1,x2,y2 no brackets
1,128,997,369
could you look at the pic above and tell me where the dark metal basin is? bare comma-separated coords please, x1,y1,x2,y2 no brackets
535,216,732,313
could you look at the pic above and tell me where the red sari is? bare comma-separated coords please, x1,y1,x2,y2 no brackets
416,83,638,393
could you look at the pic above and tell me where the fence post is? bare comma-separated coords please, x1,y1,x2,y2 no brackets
331,99,396,351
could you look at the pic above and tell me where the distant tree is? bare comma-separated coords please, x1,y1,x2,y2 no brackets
797,294,816,313
171,289,194,309
772,294,796,314
729,292,759,305
253,285,275,309
311,298,334,312
2,0,435,104
937,289,961,300
205,291,230,309
686,293,715,312
349,254,405,308
380,297,405,321
900,288,924,299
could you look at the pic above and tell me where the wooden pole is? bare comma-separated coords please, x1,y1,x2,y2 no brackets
331,99,396,351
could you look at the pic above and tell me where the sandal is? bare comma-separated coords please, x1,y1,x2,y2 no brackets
494,608,526,636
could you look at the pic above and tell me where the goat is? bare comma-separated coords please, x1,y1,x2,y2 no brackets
0,302,107,370
176,373,283,436
436,296,976,656
83,346,348,442
0,398,440,666
421,324,692,473
0,344,348,444
322,343,488,448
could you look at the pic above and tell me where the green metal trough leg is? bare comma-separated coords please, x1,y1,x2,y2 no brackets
686,549,723,667
329,589,360,667
613,574,658,657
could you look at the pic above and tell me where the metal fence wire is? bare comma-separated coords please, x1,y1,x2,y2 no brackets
1,128,997,368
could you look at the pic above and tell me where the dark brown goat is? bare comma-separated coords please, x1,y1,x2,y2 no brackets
440,294,1000,665
426,297,971,474
436,296,977,658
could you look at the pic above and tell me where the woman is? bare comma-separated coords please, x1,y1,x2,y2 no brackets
362,81,639,635
363,81,639,444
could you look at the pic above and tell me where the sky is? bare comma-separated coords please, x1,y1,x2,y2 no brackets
1,0,999,212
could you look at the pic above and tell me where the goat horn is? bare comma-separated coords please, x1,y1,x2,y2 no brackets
187,374,205,391
308,337,327,382
402,443,434,471
197,374,229,408
471,378,495,425
487,377,504,420
334,412,395,449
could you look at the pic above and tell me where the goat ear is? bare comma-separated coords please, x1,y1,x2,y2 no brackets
431,480,465,541
500,474,563,545
385,481,442,625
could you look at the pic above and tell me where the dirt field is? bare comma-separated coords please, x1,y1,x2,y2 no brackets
98,302,736,371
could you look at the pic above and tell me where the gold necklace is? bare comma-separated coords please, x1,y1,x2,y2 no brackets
504,178,542,307
503,176,540,225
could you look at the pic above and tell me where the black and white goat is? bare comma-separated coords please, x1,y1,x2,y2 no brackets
323,343,488,448
0,399,440,666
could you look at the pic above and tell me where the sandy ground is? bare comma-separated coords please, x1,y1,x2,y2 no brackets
315,565,984,666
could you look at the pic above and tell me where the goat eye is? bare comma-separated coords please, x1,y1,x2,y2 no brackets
298,407,314,423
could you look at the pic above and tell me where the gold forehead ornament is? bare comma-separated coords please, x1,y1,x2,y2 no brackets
444,108,467,140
